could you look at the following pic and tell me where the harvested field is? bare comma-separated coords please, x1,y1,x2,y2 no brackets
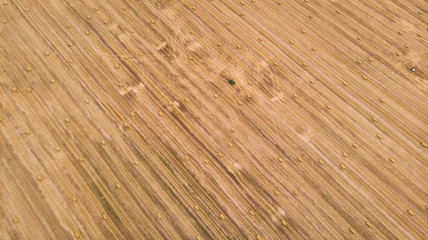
0,0,427,239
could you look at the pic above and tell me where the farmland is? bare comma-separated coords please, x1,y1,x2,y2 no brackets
0,0,427,239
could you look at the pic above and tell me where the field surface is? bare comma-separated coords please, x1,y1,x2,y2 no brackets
0,0,427,239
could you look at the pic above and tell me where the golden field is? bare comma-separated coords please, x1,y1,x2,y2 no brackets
0,0,427,239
